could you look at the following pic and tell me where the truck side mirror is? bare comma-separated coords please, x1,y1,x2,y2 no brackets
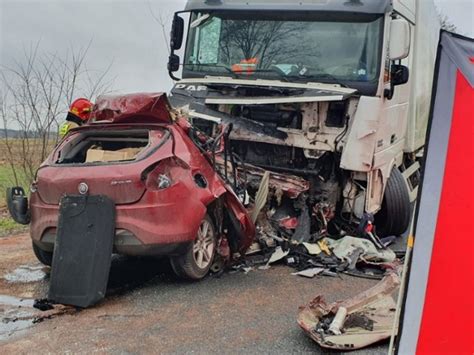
168,54,180,72
384,64,409,99
392,64,409,86
170,15,184,51
168,14,184,80
389,19,411,60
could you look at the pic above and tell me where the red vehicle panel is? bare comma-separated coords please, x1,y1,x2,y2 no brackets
25,93,255,279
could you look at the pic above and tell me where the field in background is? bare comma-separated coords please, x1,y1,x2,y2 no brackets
0,138,54,235
0,140,30,207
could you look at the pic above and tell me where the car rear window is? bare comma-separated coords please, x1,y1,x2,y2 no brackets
55,129,165,165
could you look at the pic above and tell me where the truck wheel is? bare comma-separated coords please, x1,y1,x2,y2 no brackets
375,168,411,237
170,215,216,280
32,243,53,266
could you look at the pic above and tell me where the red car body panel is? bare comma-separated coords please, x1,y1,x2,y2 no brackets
30,93,255,255
92,92,173,124
36,128,168,205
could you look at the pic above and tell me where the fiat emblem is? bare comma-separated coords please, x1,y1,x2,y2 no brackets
78,182,89,195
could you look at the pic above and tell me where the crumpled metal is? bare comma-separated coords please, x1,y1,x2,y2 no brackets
91,93,173,124
327,236,396,263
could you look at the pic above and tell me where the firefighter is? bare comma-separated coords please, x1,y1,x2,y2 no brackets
59,98,93,138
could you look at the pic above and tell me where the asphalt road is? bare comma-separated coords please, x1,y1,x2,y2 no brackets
0,234,388,354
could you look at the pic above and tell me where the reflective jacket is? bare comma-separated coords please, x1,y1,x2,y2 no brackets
59,113,83,138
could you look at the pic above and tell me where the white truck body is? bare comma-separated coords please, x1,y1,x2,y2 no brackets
168,0,441,235
399,0,440,152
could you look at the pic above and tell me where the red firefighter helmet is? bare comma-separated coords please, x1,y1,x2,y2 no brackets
69,98,93,121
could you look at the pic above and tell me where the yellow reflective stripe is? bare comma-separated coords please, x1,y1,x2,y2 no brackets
59,122,70,138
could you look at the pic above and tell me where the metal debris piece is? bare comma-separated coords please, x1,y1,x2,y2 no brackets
239,163,310,199
347,248,365,270
317,239,331,255
302,243,322,255
251,171,270,223
328,307,348,335
266,246,290,265
292,267,326,278
297,273,400,350
245,242,263,256
242,267,254,274
33,299,54,311
344,312,374,332
327,236,396,263
293,205,311,243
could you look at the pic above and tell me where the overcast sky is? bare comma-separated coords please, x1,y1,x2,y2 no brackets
1,0,473,96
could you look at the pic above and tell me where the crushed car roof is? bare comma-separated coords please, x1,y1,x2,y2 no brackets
91,93,173,124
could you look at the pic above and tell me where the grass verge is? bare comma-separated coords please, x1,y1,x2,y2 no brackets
0,215,28,237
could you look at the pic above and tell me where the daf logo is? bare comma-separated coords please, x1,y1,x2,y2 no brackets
174,84,207,92
78,182,89,195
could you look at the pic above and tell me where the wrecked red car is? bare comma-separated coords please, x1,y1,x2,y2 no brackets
7,93,255,280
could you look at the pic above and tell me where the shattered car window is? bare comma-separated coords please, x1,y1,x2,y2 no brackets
184,12,383,83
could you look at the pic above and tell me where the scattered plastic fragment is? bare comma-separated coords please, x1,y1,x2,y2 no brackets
292,268,325,278
298,273,400,350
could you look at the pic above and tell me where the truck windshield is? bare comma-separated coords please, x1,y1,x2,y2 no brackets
184,12,384,86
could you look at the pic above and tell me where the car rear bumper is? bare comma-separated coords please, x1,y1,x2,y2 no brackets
30,189,207,256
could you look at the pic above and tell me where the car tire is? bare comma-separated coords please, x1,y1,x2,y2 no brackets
32,243,53,266
170,215,216,280
375,168,411,237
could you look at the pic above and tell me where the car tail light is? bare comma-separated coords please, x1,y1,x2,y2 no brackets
144,157,187,191
157,174,172,190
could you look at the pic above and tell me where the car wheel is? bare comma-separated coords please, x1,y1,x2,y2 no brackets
32,242,53,266
170,215,216,280
375,168,411,237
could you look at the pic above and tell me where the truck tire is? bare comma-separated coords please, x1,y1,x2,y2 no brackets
375,168,411,237
170,215,216,280
32,243,53,266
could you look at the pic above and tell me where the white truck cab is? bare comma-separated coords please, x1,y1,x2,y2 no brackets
168,0,440,236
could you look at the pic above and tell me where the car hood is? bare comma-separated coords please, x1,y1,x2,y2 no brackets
91,93,173,124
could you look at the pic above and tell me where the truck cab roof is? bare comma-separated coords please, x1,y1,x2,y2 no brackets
184,0,391,14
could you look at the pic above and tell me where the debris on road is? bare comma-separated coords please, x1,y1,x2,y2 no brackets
230,209,400,281
6,93,403,320
328,306,347,335
291,268,325,278
327,236,396,264
33,298,54,311
265,246,290,266
208,125,403,281
297,272,400,350
0,294,76,341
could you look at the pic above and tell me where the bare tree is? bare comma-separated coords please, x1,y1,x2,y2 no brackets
148,2,171,55
219,20,312,69
0,43,113,190
439,13,457,33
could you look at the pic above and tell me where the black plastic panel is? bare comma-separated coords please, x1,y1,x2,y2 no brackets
48,195,116,308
